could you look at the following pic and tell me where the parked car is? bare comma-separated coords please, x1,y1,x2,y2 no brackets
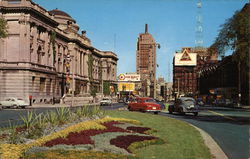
214,99,234,107
100,98,112,106
0,98,28,109
168,97,199,116
128,97,161,114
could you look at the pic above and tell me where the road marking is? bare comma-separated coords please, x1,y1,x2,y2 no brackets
208,110,237,121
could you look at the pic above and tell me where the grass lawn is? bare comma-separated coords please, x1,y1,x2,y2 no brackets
106,110,212,159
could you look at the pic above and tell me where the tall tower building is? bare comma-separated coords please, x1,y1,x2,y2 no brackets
136,24,157,97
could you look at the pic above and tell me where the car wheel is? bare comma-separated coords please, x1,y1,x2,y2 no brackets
179,108,185,115
154,112,158,115
21,106,26,109
168,106,173,114
193,112,198,116
128,106,132,111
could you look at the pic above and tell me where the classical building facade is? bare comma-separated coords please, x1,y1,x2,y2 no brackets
136,24,158,98
0,0,118,104
173,47,217,97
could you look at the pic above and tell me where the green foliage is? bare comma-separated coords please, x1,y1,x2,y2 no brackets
90,85,97,98
56,107,70,125
103,81,111,95
8,120,19,144
34,113,47,129
106,110,212,159
20,111,35,134
128,138,165,153
211,5,250,67
0,18,8,38
103,82,117,96
46,111,58,125
87,54,94,81
24,149,139,159
50,31,57,66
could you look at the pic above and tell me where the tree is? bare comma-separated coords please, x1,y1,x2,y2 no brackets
210,4,249,67
0,18,8,38
209,4,250,105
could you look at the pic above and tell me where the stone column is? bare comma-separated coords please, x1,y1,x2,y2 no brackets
19,14,30,62
31,25,38,63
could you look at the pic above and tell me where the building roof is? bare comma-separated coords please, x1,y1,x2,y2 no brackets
49,9,72,18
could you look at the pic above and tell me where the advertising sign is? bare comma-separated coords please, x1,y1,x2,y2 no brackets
174,53,197,66
118,83,135,91
118,73,140,82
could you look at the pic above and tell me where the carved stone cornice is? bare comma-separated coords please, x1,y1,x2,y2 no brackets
0,6,58,28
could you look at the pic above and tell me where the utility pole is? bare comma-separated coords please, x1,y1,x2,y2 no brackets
177,78,180,98
237,61,241,107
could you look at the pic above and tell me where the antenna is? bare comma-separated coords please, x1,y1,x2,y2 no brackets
195,0,203,47
145,24,148,33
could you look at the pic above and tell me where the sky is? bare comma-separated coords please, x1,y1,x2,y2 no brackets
33,0,248,82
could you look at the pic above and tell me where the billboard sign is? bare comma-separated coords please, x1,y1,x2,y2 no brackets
174,49,197,66
118,83,135,91
118,73,140,82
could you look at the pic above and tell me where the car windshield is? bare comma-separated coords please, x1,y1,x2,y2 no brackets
183,99,195,105
145,99,156,103
102,98,110,101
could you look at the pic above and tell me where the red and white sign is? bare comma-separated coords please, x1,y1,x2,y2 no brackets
118,73,140,82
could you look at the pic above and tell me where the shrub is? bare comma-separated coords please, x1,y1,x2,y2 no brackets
20,111,35,134
56,107,70,125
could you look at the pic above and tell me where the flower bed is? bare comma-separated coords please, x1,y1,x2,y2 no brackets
0,117,164,159
126,126,151,134
110,135,157,153
24,149,139,159
44,121,129,147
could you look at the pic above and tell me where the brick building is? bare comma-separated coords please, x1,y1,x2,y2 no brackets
173,47,217,97
136,24,158,97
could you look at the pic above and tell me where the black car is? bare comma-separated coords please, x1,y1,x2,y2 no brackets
168,97,199,116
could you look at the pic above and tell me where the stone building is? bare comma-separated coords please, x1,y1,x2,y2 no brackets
0,0,118,104
173,47,217,97
136,24,158,98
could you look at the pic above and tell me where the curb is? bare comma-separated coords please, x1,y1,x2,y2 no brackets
190,124,228,159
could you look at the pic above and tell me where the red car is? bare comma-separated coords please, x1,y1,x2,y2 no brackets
128,97,161,114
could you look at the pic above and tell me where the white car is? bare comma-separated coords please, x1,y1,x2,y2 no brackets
100,98,112,106
0,98,28,109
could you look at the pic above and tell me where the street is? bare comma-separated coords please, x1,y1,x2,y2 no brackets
161,107,249,159
0,104,249,159
0,103,124,128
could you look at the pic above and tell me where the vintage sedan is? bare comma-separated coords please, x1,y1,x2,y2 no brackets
128,97,161,114
168,97,199,116
0,98,28,109
100,98,112,106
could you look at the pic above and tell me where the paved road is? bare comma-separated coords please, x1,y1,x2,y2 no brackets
0,103,124,128
0,104,249,159
160,108,249,159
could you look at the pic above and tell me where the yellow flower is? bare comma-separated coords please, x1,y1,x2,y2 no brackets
0,117,140,159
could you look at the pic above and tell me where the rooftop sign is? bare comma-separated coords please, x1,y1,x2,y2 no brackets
118,73,140,82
